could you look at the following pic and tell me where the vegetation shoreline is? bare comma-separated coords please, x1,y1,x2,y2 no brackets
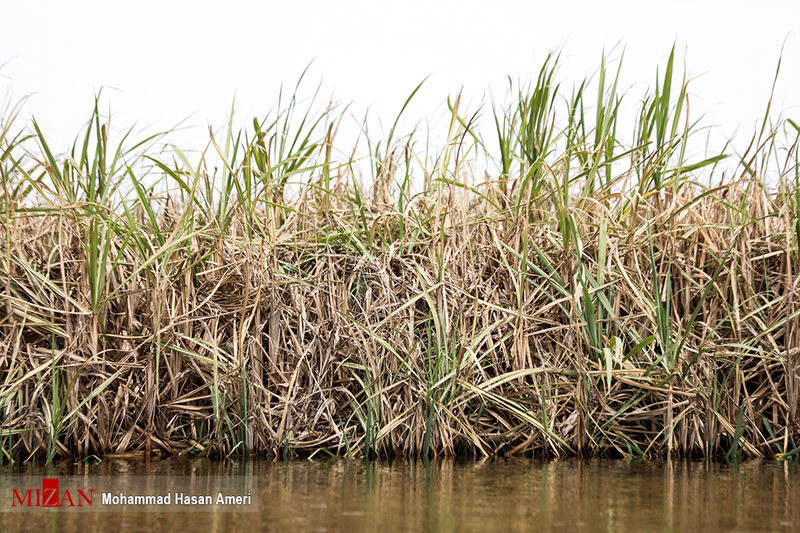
1,50,799,463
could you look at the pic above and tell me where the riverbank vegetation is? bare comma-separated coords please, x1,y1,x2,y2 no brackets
1,49,799,462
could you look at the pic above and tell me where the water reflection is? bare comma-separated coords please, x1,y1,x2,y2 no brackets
0,457,797,532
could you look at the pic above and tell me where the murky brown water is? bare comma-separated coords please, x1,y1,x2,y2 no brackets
0,457,797,532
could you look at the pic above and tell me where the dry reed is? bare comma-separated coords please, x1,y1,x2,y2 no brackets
1,51,799,462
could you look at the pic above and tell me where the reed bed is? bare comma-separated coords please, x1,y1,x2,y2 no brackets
1,50,800,462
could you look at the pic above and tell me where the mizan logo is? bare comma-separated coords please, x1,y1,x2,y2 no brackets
11,478,94,508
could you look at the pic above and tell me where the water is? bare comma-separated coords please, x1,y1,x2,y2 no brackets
0,457,797,532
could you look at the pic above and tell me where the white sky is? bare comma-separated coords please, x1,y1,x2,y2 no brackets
2,0,800,168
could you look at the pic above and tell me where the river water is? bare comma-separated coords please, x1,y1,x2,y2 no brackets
0,456,797,532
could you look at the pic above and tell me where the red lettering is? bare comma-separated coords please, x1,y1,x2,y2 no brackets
10,489,32,507
42,479,59,507
60,491,74,507
77,489,94,507
9,479,94,508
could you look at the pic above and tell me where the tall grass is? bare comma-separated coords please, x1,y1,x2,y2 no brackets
1,50,799,462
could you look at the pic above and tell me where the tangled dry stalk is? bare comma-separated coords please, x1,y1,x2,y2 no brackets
1,50,799,462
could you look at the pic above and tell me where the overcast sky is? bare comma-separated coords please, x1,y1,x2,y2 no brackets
2,0,799,163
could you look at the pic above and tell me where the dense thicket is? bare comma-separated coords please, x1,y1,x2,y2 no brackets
2,51,799,462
